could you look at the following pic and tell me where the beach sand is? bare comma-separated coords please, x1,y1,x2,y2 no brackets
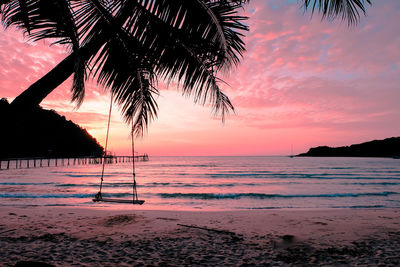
1,207,399,266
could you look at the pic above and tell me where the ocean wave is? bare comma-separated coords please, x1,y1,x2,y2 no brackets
207,173,400,180
241,204,390,209
158,191,399,200
332,205,386,209
320,167,358,170
0,182,54,185
143,182,263,188
0,192,131,199
155,164,217,168
240,206,282,210
64,174,112,178
53,182,266,188
340,182,400,186
56,183,94,187
56,182,140,188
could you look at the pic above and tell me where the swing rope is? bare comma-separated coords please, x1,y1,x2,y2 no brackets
131,124,138,202
94,70,149,203
94,93,141,203
95,94,113,200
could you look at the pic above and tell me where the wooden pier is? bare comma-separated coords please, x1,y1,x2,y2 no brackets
0,154,149,170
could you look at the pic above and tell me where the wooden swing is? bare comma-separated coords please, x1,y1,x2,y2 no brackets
93,95,144,205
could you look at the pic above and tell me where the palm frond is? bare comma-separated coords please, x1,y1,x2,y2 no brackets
71,53,86,107
2,0,79,47
302,0,372,25
1,0,88,105
127,71,159,137
213,87,235,123
76,0,246,129
2,0,248,135
88,33,158,134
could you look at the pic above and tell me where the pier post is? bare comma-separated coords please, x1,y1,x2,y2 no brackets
0,154,148,170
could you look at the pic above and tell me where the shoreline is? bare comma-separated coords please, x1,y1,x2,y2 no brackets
1,207,399,266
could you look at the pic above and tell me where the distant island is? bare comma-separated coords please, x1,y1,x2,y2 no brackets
0,98,103,159
298,137,400,158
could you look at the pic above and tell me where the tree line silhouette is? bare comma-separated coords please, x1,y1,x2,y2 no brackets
0,98,103,158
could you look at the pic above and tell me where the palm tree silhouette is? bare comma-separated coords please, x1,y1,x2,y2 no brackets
2,0,250,134
0,0,371,135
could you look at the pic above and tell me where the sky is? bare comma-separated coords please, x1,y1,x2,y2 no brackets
1,0,400,156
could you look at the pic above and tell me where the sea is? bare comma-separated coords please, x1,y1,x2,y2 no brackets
1,156,400,211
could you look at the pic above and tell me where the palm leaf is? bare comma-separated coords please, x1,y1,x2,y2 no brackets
76,0,247,129
1,0,87,105
2,0,248,135
302,0,372,25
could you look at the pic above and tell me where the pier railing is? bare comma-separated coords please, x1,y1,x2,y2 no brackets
0,154,149,170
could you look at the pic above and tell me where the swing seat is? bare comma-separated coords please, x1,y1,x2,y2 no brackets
93,197,145,205
93,192,144,205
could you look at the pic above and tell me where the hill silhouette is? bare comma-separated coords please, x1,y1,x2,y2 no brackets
298,137,400,158
0,98,103,159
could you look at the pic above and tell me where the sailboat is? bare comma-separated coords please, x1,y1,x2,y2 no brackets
289,144,295,158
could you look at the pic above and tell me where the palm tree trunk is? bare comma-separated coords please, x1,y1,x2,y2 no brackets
10,53,76,108
10,37,104,108
9,1,142,109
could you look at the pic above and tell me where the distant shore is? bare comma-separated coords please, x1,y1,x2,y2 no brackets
0,99,103,159
298,137,400,158
1,206,399,266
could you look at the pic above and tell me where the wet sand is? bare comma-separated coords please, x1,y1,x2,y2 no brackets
1,207,400,266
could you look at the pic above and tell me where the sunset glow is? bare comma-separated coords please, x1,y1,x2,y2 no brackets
1,0,399,156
